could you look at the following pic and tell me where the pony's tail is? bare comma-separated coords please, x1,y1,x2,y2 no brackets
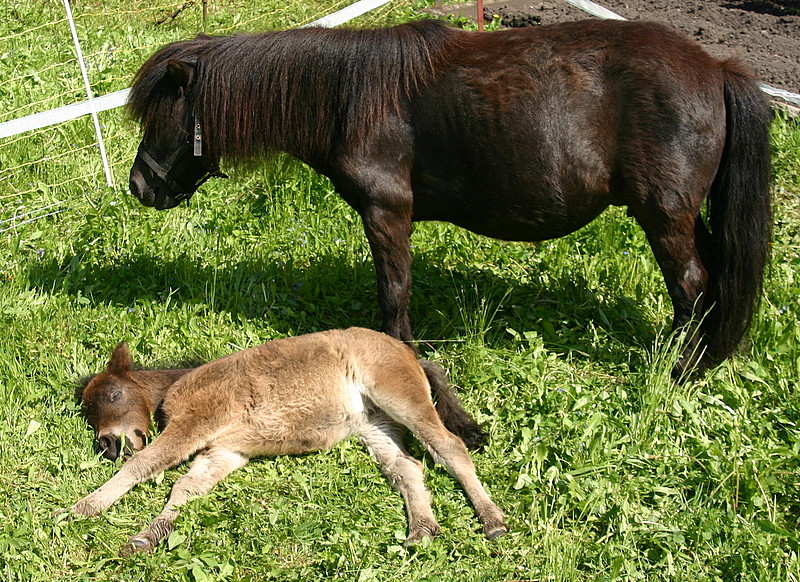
420,359,487,450
702,61,772,363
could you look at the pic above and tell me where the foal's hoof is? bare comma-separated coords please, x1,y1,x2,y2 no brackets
120,535,156,556
483,520,508,540
53,508,73,523
403,522,441,547
66,500,101,518
53,506,88,523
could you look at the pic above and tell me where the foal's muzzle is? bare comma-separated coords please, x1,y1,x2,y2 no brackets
97,430,146,461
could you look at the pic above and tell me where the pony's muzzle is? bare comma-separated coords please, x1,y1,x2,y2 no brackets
129,173,183,211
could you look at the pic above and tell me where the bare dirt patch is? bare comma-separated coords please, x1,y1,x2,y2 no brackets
437,0,799,97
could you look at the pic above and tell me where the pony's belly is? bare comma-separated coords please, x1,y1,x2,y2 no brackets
441,212,590,242
412,185,606,242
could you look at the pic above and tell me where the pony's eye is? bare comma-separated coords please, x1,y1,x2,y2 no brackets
109,389,122,403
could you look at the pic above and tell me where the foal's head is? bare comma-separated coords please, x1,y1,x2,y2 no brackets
80,343,154,461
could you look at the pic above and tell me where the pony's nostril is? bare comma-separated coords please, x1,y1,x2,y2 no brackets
129,173,156,206
98,435,120,461
129,172,145,196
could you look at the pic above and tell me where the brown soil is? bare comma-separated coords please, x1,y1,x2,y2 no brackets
435,0,800,99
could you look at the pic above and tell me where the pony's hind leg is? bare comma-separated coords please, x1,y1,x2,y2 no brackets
358,416,440,546
633,207,711,375
121,448,248,556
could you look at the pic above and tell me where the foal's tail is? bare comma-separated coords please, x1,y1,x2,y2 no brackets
420,359,486,450
702,62,772,364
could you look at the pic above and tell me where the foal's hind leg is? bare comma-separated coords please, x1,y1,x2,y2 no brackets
358,416,440,546
411,419,508,540
373,391,507,539
121,448,248,555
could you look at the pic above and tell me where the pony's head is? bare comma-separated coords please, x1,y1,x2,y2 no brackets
128,54,225,210
79,343,153,460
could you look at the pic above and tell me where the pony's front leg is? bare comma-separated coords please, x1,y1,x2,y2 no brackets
120,448,248,556
360,202,415,347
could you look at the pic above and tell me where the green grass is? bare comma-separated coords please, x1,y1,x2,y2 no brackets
2,2,800,580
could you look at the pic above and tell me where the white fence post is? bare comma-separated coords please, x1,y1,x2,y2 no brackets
63,0,115,188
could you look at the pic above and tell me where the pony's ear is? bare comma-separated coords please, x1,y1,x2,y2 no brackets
166,59,196,90
107,342,133,375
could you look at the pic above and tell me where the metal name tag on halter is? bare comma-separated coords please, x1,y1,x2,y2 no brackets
136,114,227,202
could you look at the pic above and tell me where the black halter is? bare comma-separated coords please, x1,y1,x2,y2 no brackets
137,115,226,202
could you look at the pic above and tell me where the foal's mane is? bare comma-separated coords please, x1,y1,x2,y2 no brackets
128,20,458,163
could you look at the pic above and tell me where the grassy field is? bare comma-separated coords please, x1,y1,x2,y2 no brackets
1,1,800,580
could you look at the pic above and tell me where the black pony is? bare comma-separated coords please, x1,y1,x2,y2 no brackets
127,19,772,374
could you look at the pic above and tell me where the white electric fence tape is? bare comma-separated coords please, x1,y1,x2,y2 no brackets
0,89,130,140
0,0,797,142
759,83,800,106
302,0,393,28
562,0,625,20
0,0,394,141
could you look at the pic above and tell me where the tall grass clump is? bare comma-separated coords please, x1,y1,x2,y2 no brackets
1,3,799,579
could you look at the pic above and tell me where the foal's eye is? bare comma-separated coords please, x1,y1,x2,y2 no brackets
109,389,122,403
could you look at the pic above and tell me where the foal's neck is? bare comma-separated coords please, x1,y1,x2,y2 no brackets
129,369,192,412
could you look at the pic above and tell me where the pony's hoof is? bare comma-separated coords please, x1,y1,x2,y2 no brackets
120,535,155,556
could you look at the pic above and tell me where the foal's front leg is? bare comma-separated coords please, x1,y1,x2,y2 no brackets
69,433,193,517
121,448,248,555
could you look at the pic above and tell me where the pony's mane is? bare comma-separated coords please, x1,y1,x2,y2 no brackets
128,20,458,163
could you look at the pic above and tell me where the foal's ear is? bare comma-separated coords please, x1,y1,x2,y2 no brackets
166,59,196,90
107,342,133,375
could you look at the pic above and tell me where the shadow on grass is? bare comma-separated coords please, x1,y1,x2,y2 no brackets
23,248,656,369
